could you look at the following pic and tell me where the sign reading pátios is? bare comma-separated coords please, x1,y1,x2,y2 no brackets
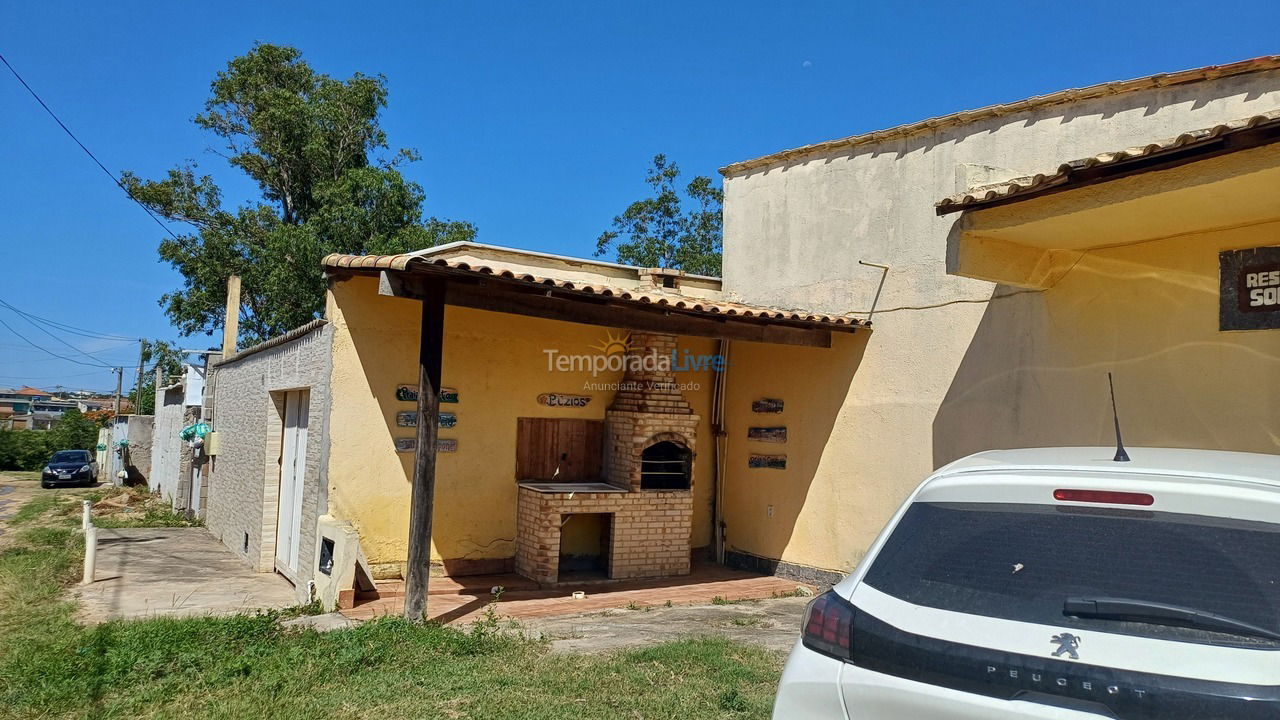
538,393,591,408
1221,247,1280,331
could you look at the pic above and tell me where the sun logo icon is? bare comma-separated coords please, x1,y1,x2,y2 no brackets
591,330,634,356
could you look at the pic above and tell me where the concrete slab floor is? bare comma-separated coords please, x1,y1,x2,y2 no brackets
74,527,299,622
519,596,812,654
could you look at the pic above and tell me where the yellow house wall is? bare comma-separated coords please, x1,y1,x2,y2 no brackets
324,275,718,574
720,332,871,573
714,218,1280,578
934,217,1280,464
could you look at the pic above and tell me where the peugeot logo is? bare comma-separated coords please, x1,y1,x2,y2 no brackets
1050,633,1081,660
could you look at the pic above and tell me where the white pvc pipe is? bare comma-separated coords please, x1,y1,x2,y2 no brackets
82,525,97,585
81,500,91,533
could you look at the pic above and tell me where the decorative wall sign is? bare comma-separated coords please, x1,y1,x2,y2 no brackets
752,398,784,413
748,426,787,443
397,411,460,428
397,385,459,403
397,437,457,453
749,454,787,470
1221,246,1280,331
537,393,592,408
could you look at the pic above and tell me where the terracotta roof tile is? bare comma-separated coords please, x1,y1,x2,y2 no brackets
323,253,867,330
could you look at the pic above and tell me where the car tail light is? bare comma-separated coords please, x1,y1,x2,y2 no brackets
1053,489,1154,506
802,590,855,660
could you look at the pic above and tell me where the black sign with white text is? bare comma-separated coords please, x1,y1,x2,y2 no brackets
1221,246,1280,331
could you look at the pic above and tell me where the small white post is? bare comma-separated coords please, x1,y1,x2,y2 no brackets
81,500,91,533
82,525,97,585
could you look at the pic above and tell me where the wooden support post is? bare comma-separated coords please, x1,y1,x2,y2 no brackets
403,278,446,622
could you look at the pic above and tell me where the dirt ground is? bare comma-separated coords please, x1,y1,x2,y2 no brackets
519,595,812,653
0,472,97,548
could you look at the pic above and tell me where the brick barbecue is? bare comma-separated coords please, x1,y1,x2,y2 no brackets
516,332,698,585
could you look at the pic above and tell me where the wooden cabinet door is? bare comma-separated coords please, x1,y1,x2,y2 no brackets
516,418,603,481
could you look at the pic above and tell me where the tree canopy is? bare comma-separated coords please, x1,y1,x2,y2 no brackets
594,154,723,277
127,340,188,415
124,44,474,343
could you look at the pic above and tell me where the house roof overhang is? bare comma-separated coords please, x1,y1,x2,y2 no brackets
939,112,1280,289
323,253,867,348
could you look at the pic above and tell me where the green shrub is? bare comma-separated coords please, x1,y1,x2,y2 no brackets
0,429,56,471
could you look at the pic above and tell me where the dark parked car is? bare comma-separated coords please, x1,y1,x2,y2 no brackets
40,449,98,488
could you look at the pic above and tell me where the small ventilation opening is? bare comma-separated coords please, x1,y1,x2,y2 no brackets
242,532,250,554
640,440,691,490
661,274,677,289
318,537,335,576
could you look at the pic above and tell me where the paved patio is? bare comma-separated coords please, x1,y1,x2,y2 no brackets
74,527,299,622
342,562,815,624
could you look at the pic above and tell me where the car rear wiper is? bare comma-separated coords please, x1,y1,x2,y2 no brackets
1065,597,1280,642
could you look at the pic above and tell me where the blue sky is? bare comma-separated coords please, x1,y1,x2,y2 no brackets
2,1,1278,392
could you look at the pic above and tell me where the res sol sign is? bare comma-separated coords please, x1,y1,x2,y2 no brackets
1220,247,1280,331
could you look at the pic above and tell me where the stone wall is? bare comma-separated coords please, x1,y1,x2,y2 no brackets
205,323,332,602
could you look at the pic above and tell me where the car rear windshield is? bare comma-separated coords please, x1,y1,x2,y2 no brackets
863,502,1280,642
50,451,89,463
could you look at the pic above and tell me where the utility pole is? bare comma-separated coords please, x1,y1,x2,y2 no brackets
135,339,147,415
112,367,123,416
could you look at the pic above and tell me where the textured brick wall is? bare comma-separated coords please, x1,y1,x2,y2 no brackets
516,486,693,584
206,324,332,602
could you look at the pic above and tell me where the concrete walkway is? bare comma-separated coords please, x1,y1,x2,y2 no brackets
75,527,299,622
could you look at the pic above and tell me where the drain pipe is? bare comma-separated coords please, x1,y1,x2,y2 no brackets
710,340,730,565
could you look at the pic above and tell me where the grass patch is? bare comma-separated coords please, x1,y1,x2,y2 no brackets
8,493,61,525
1,471,40,482
0,497,783,719
14,485,202,530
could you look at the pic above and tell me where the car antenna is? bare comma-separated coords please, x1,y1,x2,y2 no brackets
1108,372,1130,462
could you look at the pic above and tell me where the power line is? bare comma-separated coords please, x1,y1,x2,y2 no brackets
0,51,181,241
0,370,113,381
0,314,118,368
0,297,136,341
1,304,135,367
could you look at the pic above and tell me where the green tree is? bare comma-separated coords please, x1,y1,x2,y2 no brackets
127,340,188,415
595,154,723,276
123,44,475,344
47,409,99,453
0,430,55,470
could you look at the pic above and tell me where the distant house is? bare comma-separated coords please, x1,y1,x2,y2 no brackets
0,387,44,429
0,386,111,429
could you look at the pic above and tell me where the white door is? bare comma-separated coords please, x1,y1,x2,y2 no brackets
275,390,309,576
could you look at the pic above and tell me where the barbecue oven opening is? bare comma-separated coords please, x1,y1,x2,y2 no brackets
640,440,691,490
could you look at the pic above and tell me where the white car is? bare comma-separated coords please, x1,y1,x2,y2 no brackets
774,447,1280,719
